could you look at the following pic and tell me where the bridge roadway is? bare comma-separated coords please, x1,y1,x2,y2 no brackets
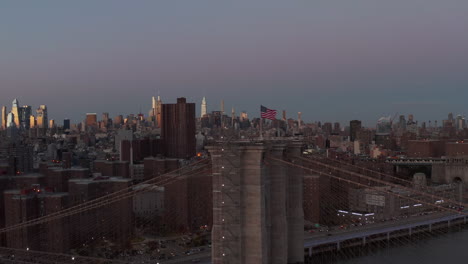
159,212,468,263
4,213,464,263
386,158,446,166
304,211,468,255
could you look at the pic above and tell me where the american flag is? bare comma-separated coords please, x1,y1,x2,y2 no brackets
260,105,277,120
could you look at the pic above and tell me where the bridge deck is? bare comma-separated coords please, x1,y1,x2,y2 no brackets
304,212,466,248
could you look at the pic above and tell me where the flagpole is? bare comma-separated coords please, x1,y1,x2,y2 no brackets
259,117,263,140
277,118,280,138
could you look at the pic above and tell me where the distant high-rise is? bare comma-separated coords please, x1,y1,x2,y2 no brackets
298,112,302,128
85,113,97,128
282,110,286,121
240,111,248,121
201,97,207,117
63,119,70,130
149,98,155,122
114,115,124,126
152,96,157,109
149,96,160,126
161,97,196,159
7,112,15,128
220,99,225,114
456,115,465,130
11,99,21,127
21,105,32,129
333,122,341,134
29,115,36,128
102,112,110,126
1,106,7,130
49,119,55,128
399,115,407,130
231,107,236,126
350,120,362,141
36,105,48,129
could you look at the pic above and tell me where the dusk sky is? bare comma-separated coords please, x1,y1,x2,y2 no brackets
1,1,468,126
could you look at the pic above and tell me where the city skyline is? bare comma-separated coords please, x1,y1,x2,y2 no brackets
2,96,467,128
2,1,468,124
3,2,468,263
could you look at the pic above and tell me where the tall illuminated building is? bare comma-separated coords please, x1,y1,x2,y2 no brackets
240,111,248,121
49,119,55,128
201,97,207,117
1,106,7,130
85,113,98,128
155,96,162,128
231,107,235,119
7,112,15,128
11,99,21,128
152,96,157,109
149,97,156,125
6,112,16,137
36,105,48,129
149,96,162,127
29,115,36,128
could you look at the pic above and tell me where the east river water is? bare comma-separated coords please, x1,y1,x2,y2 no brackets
308,226,468,264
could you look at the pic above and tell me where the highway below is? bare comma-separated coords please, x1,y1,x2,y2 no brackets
304,211,467,249
156,211,468,263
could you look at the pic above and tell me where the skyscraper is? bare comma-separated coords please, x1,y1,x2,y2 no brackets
114,115,124,126
152,96,157,109
399,115,407,130
6,112,17,137
1,106,7,130
448,113,454,122
63,119,70,130
7,112,15,128
282,110,287,121
231,107,236,127
350,120,362,141
30,115,36,128
11,99,21,128
36,105,48,129
21,105,32,129
149,96,158,126
150,96,163,128
161,97,196,159
85,113,98,128
201,97,207,118
333,122,341,134
456,115,465,130
220,99,224,114
29,115,37,128
102,112,110,126
240,111,248,121
298,112,302,128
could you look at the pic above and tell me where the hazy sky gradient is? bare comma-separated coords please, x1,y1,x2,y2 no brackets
1,1,468,126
